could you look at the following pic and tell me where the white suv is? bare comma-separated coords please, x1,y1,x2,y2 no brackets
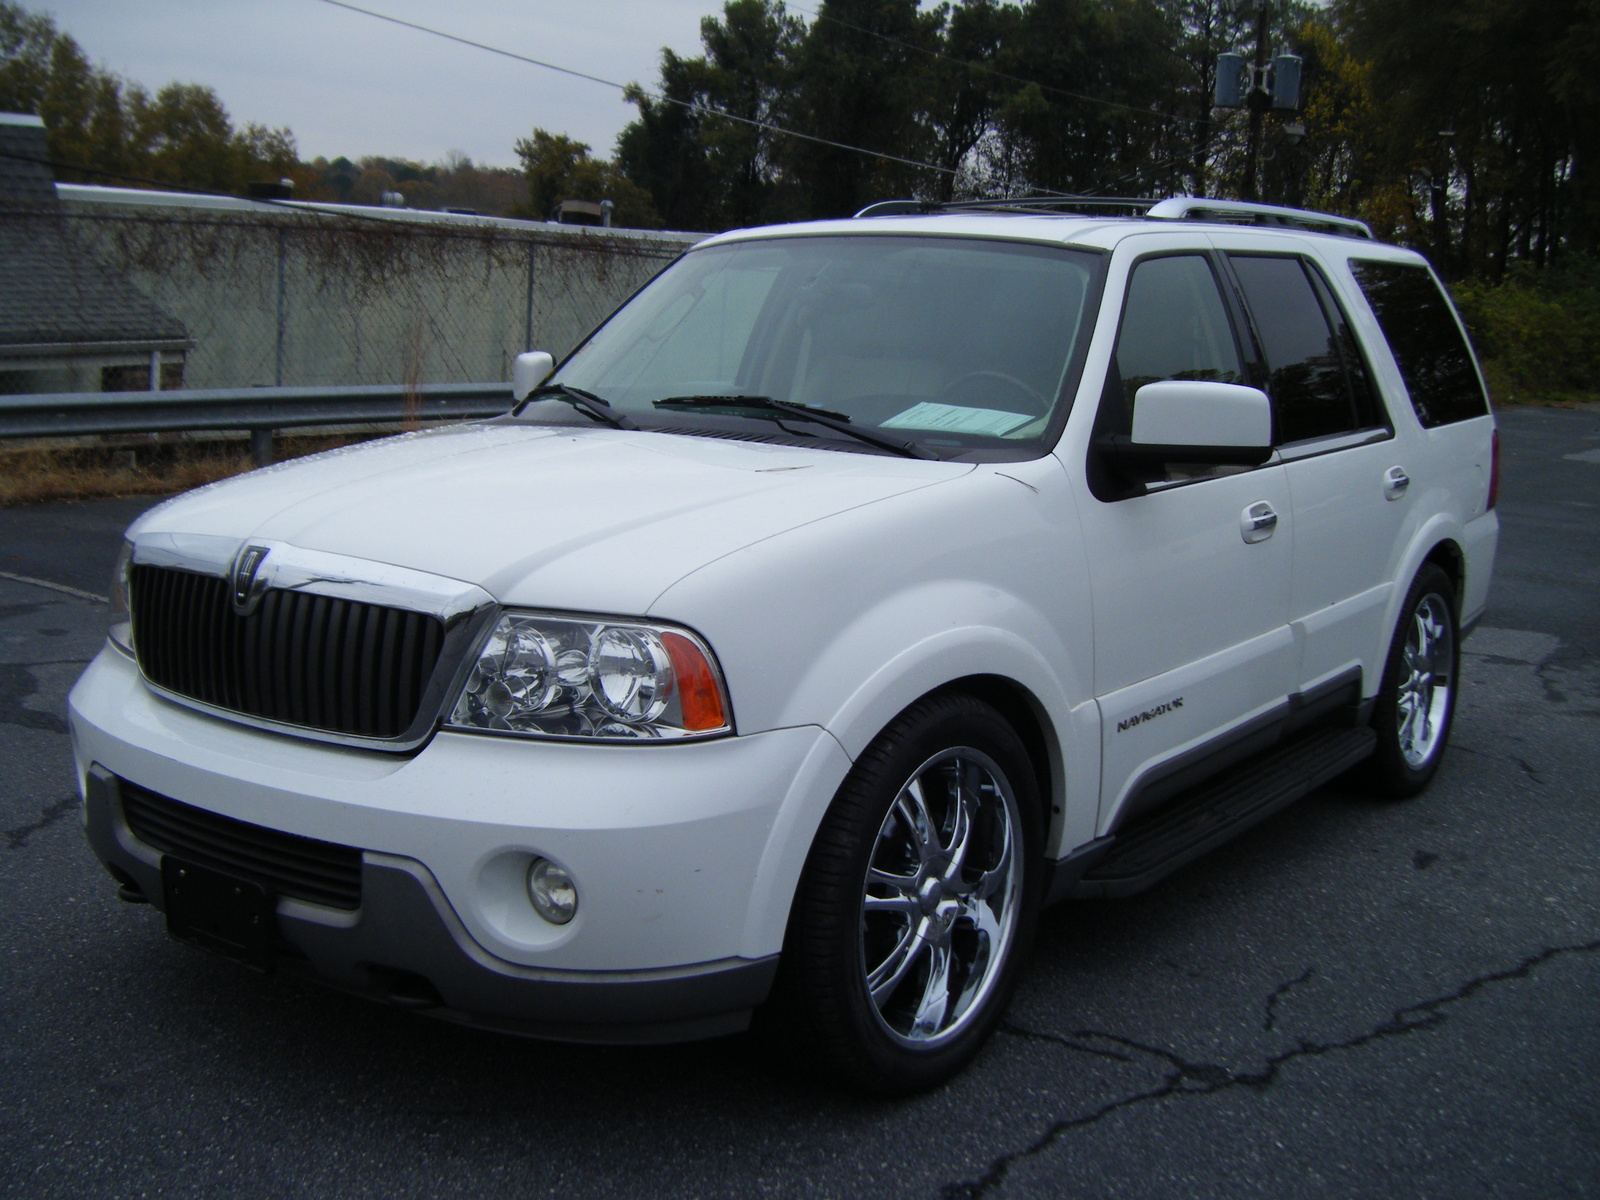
70,197,1498,1092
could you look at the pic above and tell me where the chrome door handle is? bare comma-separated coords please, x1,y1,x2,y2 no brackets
1241,501,1278,544
1384,466,1410,500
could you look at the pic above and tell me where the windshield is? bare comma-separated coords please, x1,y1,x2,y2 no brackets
543,235,1102,459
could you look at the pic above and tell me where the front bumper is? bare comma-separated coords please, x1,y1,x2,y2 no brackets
69,646,852,1042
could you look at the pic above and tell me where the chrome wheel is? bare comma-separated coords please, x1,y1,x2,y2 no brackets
859,747,1022,1048
1396,592,1455,769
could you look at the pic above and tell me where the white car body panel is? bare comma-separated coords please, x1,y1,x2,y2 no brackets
131,422,965,619
652,454,1101,857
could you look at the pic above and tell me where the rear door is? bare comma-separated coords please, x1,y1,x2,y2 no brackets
1213,236,1409,702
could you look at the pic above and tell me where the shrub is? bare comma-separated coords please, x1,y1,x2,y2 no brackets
1453,258,1600,405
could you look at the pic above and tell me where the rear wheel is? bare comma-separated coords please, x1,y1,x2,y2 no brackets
1367,563,1460,797
776,693,1042,1093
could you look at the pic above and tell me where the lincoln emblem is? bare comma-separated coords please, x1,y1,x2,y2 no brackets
230,545,270,615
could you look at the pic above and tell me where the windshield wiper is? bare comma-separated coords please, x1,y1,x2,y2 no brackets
652,395,934,460
516,383,635,429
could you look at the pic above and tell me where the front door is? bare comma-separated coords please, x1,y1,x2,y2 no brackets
1070,245,1296,832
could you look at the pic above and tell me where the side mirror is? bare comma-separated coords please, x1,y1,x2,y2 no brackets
512,350,555,402
1106,380,1273,466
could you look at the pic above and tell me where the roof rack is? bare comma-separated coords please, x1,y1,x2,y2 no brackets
855,195,1157,219
853,194,1374,240
1145,198,1373,239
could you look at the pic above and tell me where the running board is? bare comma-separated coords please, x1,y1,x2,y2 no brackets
1070,725,1377,899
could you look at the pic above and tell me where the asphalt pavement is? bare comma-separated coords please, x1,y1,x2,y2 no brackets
1,406,1595,1198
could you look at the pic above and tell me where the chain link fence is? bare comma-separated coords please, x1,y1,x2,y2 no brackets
12,192,698,394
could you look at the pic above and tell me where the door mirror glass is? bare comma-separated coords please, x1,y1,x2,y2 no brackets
512,350,555,401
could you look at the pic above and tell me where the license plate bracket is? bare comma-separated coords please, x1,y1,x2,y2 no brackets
161,856,277,973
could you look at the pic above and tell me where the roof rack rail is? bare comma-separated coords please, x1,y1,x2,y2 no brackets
855,195,1157,219
854,200,940,217
1146,197,1373,239
852,195,1375,240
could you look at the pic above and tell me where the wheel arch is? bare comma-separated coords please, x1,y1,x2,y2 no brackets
1368,518,1470,698
1423,537,1466,608
738,664,1088,963
923,673,1063,851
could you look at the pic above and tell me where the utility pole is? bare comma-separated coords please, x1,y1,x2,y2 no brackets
1214,9,1300,200
1243,2,1272,202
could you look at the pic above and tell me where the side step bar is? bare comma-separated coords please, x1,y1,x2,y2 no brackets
1068,725,1378,900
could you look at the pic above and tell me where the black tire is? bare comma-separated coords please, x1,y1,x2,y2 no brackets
1366,563,1460,798
771,692,1043,1094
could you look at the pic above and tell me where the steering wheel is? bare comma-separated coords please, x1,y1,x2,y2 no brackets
937,370,1049,415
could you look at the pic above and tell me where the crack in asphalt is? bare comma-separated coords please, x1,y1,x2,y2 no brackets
1261,966,1314,1031
6,793,78,850
1509,755,1547,785
943,940,1600,1199
1456,745,1547,785
997,1021,1134,1064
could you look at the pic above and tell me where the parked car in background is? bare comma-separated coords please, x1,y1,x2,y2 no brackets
71,196,1498,1092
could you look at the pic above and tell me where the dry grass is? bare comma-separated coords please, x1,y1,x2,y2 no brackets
0,435,378,507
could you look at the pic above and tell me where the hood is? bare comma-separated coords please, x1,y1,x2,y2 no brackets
130,422,971,615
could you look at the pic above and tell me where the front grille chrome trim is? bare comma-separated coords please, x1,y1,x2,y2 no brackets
131,533,494,624
127,537,497,753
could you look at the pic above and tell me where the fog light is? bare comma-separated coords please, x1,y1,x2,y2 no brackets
527,857,578,925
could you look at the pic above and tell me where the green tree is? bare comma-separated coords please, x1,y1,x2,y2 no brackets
781,0,943,216
513,128,658,227
618,0,805,230
1,0,296,195
0,1,55,113
924,0,1021,199
1338,0,1600,275
987,0,1182,197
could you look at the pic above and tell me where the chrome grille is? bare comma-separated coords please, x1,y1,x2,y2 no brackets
129,564,445,740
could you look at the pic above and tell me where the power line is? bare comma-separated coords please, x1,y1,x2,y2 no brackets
314,0,956,178
1079,109,1250,197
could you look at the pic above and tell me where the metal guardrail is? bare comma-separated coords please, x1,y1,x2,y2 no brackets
0,382,515,465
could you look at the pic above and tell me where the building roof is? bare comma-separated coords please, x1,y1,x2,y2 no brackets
0,112,190,354
0,220,191,353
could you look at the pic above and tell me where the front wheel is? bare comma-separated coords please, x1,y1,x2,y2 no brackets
775,693,1042,1093
1367,563,1460,797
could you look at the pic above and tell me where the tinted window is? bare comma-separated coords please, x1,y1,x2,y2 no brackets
1093,254,1247,493
1230,255,1380,443
1304,264,1383,432
1350,260,1489,427
1115,255,1243,406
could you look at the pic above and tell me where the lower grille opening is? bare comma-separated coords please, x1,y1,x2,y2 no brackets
119,779,363,911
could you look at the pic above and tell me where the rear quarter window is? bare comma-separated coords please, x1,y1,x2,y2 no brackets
1349,259,1489,427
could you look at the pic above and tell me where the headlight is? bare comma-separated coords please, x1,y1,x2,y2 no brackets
447,611,731,740
108,539,134,656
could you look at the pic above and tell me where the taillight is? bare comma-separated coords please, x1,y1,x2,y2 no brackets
1486,428,1500,510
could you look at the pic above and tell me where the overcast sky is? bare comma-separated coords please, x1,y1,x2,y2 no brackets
38,0,741,168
